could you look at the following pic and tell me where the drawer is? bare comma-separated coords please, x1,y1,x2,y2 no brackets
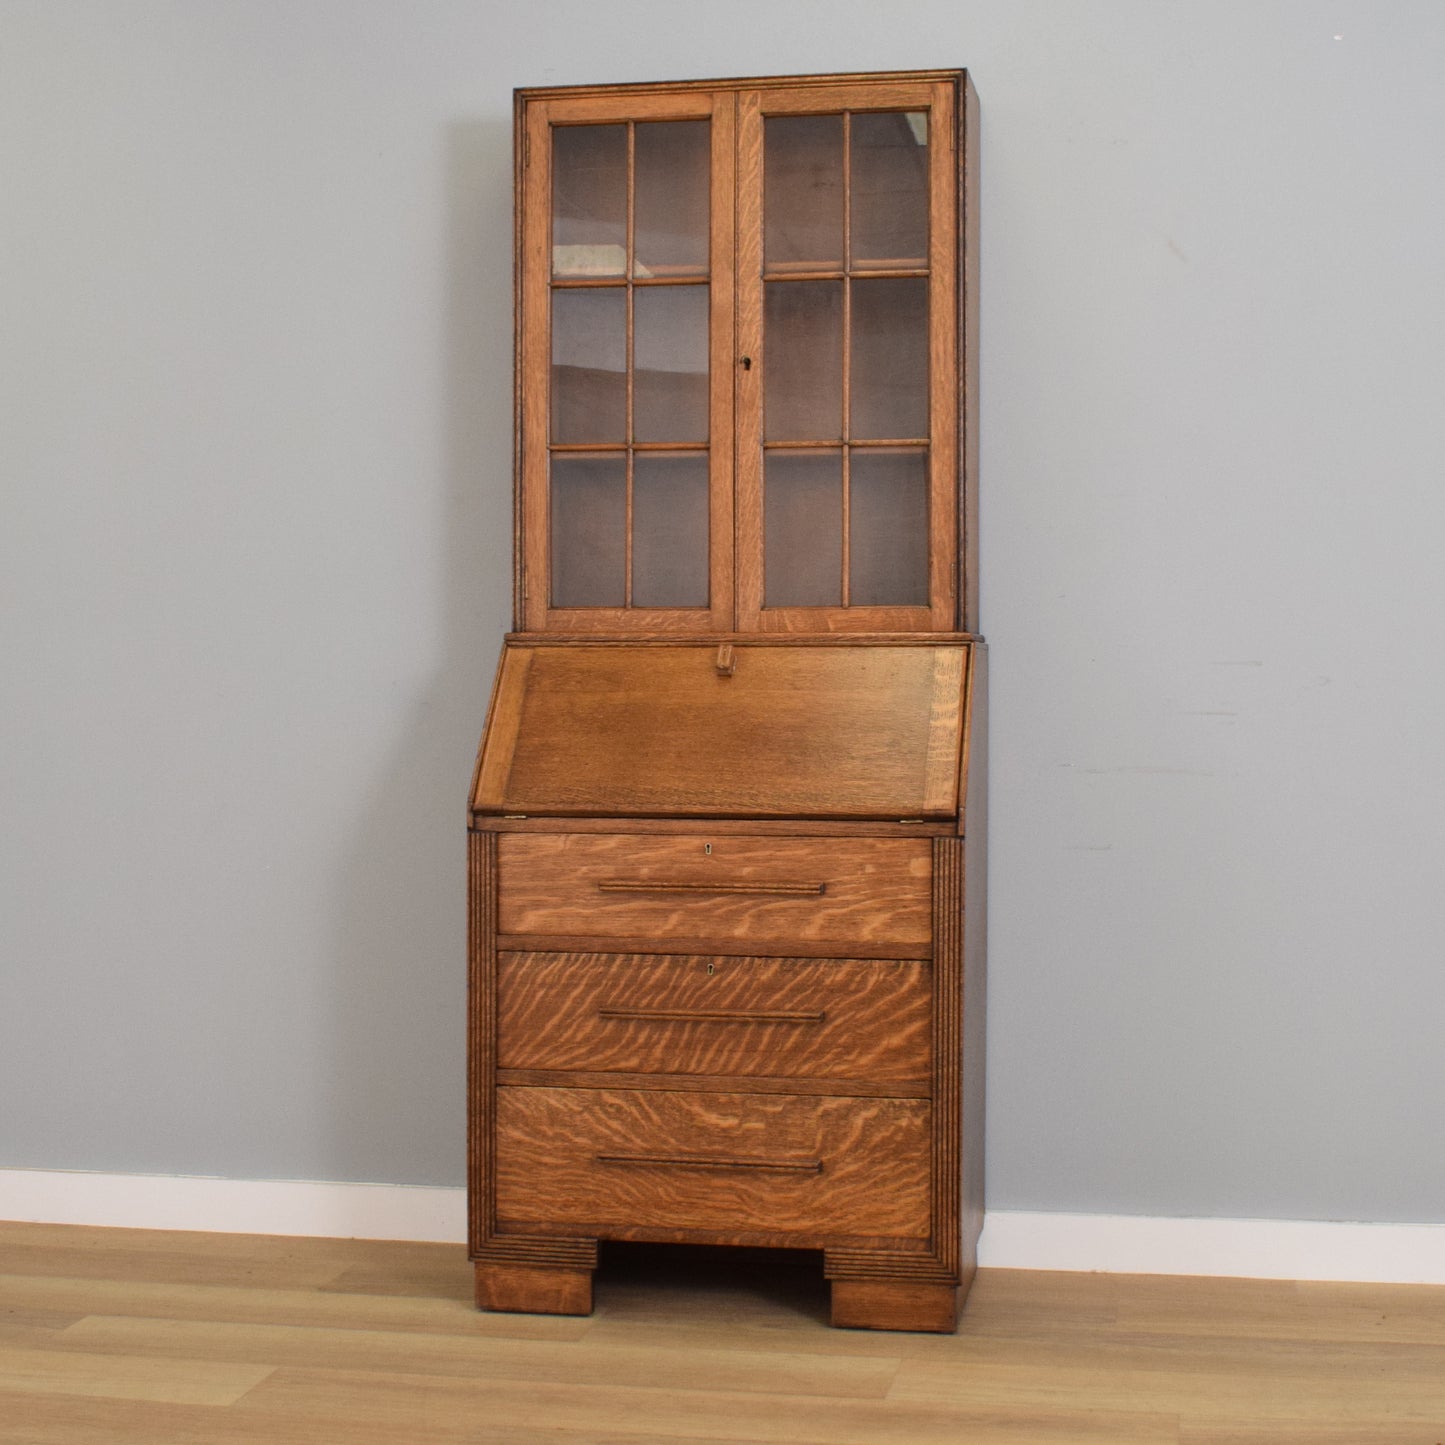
495,834,932,956
497,952,930,1091
495,1086,931,1243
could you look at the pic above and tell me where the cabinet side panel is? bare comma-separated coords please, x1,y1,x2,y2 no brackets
472,646,532,816
926,78,959,632
960,642,987,1280
959,73,980,634
931,835,963,1281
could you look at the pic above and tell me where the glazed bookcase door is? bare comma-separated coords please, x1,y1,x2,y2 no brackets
735,79,958,633
520,89,736,632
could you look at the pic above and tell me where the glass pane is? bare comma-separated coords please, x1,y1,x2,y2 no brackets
632,453,709,607
764,114,843,271
551,288,626,444
550,454,626,607
634,285,709,443
635,120,709,277
764,280,842,442
850,448,929,606
851,276,928,440
552,124,627,277
764,450,842,607
851,111,929,268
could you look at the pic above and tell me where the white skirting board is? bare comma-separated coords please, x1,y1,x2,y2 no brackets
3,1169,1444,1284
977,1210,1445,1285
0,1168,467,1245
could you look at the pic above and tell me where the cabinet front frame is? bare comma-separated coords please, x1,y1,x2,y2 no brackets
517,74,963,636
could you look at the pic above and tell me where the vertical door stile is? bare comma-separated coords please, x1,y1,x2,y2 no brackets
734,90,764,631
521,100,554,632
710,90,739,632
927,80,959,632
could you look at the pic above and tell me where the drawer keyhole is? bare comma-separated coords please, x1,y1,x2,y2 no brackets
706,963,715,976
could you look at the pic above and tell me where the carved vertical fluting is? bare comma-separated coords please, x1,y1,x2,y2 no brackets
467,828,497,1256
932,835,964,1280
470,826,599,1284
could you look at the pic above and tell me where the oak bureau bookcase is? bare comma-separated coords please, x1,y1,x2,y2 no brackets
468,69,984,1333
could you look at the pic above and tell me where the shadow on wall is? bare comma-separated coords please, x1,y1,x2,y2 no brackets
321,118,513,1187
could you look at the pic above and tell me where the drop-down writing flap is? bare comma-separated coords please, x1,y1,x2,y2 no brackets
472,640,973,821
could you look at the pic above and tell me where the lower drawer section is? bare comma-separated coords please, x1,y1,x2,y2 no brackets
495,1086,931,1245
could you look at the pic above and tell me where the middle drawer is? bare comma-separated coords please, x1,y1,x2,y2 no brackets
498,952,931,1091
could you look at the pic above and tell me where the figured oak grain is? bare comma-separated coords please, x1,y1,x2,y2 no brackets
473,642,968,820
496,833,932,951
497,952,930,1087
495,1086,931,1243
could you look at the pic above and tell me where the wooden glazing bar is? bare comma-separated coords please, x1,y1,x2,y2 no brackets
552,272,709,288
550,441,712,454
763,265,929,281
763,437,929,451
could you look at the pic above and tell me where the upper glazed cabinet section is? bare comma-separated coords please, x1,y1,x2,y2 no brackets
517,73,972,634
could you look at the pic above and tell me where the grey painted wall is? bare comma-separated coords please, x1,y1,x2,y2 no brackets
3,1,1443,1223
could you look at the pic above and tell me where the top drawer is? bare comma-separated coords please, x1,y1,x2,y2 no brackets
496,834,933,957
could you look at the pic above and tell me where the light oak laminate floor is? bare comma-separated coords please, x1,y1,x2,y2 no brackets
1,1222,1443,1443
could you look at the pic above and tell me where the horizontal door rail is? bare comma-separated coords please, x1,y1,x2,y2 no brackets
596,1007,826,1025
595,1152,824,1175
596,880,827,897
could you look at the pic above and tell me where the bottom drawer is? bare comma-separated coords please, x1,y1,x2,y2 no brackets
495,1086,931,1245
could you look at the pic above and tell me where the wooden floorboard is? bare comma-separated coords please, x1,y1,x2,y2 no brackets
0,1222,1442,1443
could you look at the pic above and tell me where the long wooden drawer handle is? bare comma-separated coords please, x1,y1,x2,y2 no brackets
596,1007,825,1025
596,880,826,897
595,1153,823,1175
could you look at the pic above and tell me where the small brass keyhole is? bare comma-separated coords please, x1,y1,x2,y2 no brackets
704,842,712,855
706,963,715,976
